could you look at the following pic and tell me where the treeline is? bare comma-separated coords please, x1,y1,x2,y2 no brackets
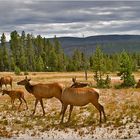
0,31,140,72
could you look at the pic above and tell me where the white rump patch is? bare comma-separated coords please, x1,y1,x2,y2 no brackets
93,88,100,93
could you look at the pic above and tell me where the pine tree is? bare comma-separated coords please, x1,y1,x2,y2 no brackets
92,46,108,88
36,56,44,71
26,34,36,71
1,33,9,71
48,47,58,71
19,31,26,71
72,49,82,71
93,47,105,79
0,48,3,71
119,51,136,87
53,36,61,54
43,39,53,70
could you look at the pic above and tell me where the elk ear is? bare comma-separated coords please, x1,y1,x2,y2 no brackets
25,76,31,81
72,77,75,83
72,76,76,83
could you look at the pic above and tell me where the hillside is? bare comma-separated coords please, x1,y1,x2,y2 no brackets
1,35,140,56
50,35,140,55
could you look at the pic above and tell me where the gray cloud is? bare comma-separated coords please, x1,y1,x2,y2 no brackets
0,1,140,40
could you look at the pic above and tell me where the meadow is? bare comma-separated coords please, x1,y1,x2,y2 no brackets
0,72,140,139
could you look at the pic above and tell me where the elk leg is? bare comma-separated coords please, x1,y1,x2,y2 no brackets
67,105,73,122
60,104,68,124
32,99,39,115
39,99,45,116
100,104,106,122
59,101,63,116
92,102,103,124
22,97,28,110
5,84,7,89
11,99,15,109
18,98,22,110
94,103,106,123
10,83,12,89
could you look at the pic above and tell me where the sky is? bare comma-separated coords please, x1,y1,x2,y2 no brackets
0,0,140,41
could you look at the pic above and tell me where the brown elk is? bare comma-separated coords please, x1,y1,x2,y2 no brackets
0,76,13,89
60,87,106,124
1,89,28,110
17,76,63,116
71,77,89,88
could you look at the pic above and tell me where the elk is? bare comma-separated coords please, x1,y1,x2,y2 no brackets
1,89,28,110
17,76,63,116
60,87,106,124
70,77,89,88
0,76,13,89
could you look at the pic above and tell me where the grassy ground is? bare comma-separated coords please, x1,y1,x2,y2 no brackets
0,72,140,139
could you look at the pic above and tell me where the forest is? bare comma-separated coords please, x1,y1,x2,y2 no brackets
0,31,140,73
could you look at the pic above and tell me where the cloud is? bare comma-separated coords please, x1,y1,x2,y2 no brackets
0,1,140,41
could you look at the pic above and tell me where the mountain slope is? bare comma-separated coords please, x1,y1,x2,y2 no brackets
51,35,140,55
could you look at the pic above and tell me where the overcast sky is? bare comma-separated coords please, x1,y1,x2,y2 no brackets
0,0,140,40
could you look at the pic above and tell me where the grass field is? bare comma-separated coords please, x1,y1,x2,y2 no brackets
0,72,140,139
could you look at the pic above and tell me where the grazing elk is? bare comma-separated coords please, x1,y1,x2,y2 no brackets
60,87,106,124
1,89,28,110
71,77,89,88
0,76,13,89
17,76,63,116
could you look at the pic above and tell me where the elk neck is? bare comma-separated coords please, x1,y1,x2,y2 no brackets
25,82,34,93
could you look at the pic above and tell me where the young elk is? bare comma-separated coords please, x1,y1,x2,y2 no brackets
17,76,63,116
71,77,89,88
1,89,28,110
60,87,106,124
0,76,13,89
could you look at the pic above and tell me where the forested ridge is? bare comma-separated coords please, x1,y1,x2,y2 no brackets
0,31,140,72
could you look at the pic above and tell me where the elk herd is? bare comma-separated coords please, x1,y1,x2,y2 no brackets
0,75,106,125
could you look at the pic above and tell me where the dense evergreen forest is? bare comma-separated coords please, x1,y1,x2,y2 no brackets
0,31,140,72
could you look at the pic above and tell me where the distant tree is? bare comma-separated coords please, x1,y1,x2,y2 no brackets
34,35,44,57
118,51,136,87
57,52,66,71
26,33,36,71
111,53,120,72
10,31,21,67
54,36,61,54
72,49,83,71
1,33,9,71
1,30,140,73
92,47,105,78
10,56,15,71
66,57,75,71
36,56,44,71
48,47,58,71
0,48,3,70
92,46,110,88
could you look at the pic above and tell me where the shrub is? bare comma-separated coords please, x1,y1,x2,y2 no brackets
121,75,136,87
94,74,111,88
118,51,136,87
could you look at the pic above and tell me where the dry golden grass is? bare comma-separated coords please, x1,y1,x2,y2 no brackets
0,71,140,139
